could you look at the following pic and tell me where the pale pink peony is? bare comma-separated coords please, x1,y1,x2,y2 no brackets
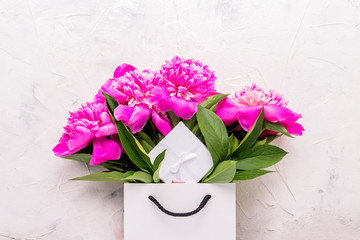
53,98,121,165
101,64,172,135
216,84,304,136
160,56,217,119
233,84,288,107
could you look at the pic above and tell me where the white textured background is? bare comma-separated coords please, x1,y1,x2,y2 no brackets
1,0,360,239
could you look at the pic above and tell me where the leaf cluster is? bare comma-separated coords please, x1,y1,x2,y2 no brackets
192,96,289,183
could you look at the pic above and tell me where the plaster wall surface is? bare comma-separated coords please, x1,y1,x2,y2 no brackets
0,0,359,239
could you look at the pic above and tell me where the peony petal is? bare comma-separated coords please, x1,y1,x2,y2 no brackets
170,96,197,120
53,142,71,157
264,105,301,123
53,130,93,157
90,137,121,165
237,105,305,135
237,106,262,131
99,111,112,124
110,134,125,153
215,97,239,126
113,64,136,78
67,129,94,151
151,110,172,136
101,79,127,102
95,122,118,138
280,121,305,136
58,133,70,144
191,93,212,103
93,91,105,104
128,104,152,133
150,87,171,112
114,104,134,125
264,105,304,135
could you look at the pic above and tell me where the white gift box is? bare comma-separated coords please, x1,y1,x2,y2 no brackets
148,122,214,183
124,183,236,240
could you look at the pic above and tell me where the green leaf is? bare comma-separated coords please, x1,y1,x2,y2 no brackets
253,135,282,147
253,138,267,147
137,131,156,148
167,110,180,128
152,150,166,183
231,106,264,157
116,116,154,174
200,94,228,111
153,164,162,183
234,145,288,170
201,166,214,182
158,133,164,142
233,170,273,180
228,134,239,156
102,92,118,114
138,139,153,153
183,115,197,130
101,162,128,172
264,134,281,144
264,121,294,138
71,171,134,182
191,124,201,137
100,165,126,172
153,150,166,170
71,171,153,183
122,171,154,183
141,120,160,144
62,153,91,164
197,105,229,165
103,93,154,174
101,155,140,173
203,160,236,183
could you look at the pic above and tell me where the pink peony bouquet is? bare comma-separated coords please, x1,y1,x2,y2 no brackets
53,56,304,183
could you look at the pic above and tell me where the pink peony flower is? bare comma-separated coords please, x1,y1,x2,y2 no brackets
53,98,121,165
160,56,217,119
101,64,172,135
216,84,304,136
232,84,288,107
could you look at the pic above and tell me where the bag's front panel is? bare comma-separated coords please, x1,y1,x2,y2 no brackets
124,183,236,240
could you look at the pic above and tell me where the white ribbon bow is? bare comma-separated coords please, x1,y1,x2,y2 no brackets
170,152,198,174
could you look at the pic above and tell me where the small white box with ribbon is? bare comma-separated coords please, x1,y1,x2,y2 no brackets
148,122,213,183
124,183,236,240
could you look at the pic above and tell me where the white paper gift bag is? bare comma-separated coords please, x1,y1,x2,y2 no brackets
124,183,236,240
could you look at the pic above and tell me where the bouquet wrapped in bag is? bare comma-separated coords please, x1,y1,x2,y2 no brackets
53,56,304,239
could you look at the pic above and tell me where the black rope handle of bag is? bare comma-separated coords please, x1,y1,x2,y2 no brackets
148,194,211,217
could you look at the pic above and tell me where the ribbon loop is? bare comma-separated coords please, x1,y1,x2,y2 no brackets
170,152,197,174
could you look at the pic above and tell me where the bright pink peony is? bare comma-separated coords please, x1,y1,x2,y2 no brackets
53,97,121,165
160,56,217,119
101,64,172,135
216,84,304,136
